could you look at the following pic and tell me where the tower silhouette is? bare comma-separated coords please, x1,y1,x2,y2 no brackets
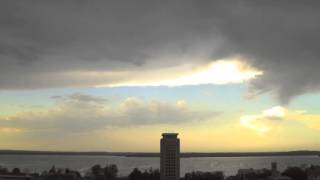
160,133,180,180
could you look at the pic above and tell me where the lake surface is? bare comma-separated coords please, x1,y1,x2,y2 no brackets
0,155,319,176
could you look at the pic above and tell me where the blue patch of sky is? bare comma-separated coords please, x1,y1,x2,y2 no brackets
0,83,277,115
289,93,320,113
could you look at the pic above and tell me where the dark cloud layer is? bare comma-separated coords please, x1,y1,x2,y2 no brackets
1,1,320,103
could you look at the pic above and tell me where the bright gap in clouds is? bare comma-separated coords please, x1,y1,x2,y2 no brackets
105,59,263,87
240,106,287,133
240,105,320,133
240,115,272,133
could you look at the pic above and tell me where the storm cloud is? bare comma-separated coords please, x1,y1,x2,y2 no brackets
1,1,320,103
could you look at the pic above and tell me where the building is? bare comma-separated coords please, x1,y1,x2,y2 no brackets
307,166,320,180
237,168,268,180
270,162,291,180
160,133,180,180
0,175,31,180
235,162,291,180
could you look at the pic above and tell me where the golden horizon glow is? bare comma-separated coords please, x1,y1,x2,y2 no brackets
0,127,22,133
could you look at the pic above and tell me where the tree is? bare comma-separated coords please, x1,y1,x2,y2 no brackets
91,164,102,179
0,167,9,174
129,168,142,180
184,171,224,180
12,168,21,175
104,164,118,180
49,166,56,174
282,167,307,180
150,169,160,180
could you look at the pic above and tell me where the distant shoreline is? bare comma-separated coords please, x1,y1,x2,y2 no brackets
0,150,319,158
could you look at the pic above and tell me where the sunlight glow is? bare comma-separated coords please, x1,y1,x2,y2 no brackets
240,106,318,134
153,60,263,86
263,106,285,119
107,59,263,87
240,115,272,133
0,127,21,133
239,106,286,133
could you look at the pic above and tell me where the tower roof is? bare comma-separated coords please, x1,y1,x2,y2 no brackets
162,133,178,138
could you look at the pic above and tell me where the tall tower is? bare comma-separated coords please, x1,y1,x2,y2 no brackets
160,133,180,180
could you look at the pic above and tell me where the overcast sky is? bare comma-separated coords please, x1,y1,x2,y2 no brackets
1,1,320,151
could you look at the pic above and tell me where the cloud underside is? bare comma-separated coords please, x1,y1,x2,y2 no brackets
0,93,219,133
1,1,320,103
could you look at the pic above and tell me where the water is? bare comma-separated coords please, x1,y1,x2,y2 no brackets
0,155,319,176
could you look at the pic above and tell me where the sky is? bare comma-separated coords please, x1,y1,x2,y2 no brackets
1,0,320,152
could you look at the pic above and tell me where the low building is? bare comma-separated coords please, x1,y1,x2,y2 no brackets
0,175,32,180
236,168,270,180
307,166,320,180
269,162,291,180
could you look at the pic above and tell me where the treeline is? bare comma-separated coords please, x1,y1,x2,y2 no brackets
1,164,319,180
0,167,26,175
0,165,224,180
227,166,319,180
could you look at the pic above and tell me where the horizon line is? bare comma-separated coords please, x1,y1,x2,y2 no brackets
0,149,319,158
